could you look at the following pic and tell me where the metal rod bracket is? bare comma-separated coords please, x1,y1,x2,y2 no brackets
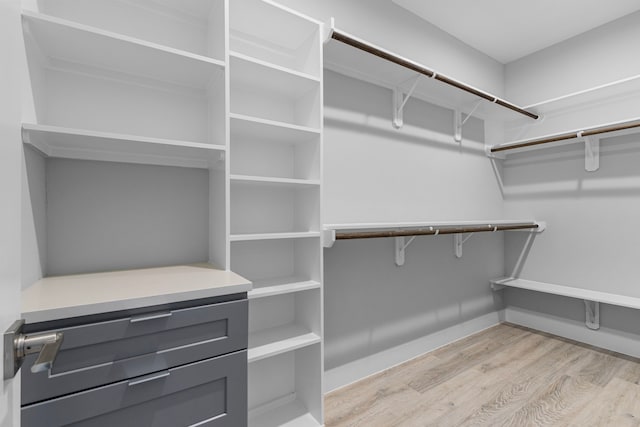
322,17,335,43
454,101,482,143
322,229,336,248
454,233,474,258
584,135,600,172
584,300,600,330
395,235,417,266
392,76,421,129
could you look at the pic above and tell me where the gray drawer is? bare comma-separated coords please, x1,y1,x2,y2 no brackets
22,298,248,404
22,350,247,427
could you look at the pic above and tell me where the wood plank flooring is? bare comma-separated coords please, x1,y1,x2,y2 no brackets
325,323,640,426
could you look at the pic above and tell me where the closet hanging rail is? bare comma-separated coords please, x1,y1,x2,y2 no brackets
329,29,539,121
334,222,539,240
490,119,640,153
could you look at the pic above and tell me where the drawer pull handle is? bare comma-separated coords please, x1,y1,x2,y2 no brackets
129,312,172,323
128,371,170,386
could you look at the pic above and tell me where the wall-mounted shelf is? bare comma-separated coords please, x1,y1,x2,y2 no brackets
323,23,538,123
22,123,225,169
488,117,640,172
491,277,640,330
23,11,224,89
491,277,640,310
522,74,640,115
324,220,544,265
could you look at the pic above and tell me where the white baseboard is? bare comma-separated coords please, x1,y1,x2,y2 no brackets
324,310,503,393
505,307,640,358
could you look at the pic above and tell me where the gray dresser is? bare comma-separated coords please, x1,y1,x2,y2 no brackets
21,293,248,427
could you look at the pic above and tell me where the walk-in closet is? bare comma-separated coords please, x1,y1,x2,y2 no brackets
2,0,640,426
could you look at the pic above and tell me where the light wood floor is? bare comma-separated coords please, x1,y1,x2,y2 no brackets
325,323,640,426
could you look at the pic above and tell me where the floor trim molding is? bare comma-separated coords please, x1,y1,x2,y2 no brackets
505,306,640,359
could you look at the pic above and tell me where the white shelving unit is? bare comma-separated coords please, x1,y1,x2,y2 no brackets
228,1,324,425
20,0,229,279
21,1,324,424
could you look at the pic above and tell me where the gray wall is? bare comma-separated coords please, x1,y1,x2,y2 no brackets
24,153,211,277
322,71,505,371
501,10,640,346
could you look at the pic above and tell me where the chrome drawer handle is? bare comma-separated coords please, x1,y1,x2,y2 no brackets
129,311,172,323
4,319,65,379
127,371,170,387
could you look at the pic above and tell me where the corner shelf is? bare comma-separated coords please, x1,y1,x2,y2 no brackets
23,11,224,89
248,324,321,363
22,123,225,169
249,277,321,300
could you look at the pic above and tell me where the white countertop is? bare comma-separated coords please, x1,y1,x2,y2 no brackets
22,264,252,323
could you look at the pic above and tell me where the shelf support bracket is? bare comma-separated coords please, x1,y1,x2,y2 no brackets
395,236,416,266
454,233,474,258
454,100,482,143
584,135,600,172
392,75,421,129
584,300,600,330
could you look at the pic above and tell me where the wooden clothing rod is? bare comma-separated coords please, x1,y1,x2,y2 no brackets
491,119,640,153
330,30,539,121
335,223,539,240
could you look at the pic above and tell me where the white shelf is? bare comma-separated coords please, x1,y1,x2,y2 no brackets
230,51,319,85
489,116,640,156
23,11,224,89
324,28,534,121
248,324,321,363
230,113,320,142
524,74,640,113
325,219,542,231
230,232,321,242
491,277,640,310
249,398,321,427
249,277,321,299
22,123,224,169
231,174,320,188
22,265,252,323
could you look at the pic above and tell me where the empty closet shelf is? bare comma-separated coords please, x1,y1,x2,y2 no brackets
249,277,321,299
22,124,224,169
23,11,224,89
491,277,640,310
248,324,321,363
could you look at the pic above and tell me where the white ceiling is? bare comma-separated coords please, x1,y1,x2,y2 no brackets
392,0,640,63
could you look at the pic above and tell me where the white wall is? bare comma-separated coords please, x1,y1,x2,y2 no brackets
501,12,640,350
505,10,640,106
